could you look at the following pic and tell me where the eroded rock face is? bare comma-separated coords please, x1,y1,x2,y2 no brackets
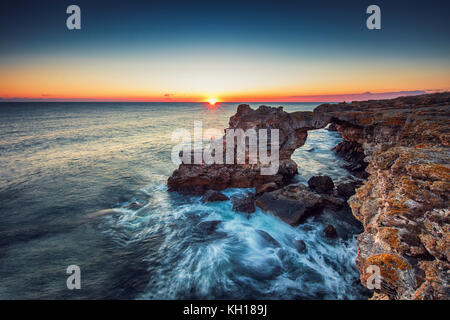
349,146,450,299
168,160,298,195
336,181,362,199
314,93,450,300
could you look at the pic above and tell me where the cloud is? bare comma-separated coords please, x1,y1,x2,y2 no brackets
163,93,175,100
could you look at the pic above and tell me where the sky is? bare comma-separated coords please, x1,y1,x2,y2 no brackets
0,0,449,102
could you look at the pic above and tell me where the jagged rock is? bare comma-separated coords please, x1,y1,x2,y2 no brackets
255,184,324,225
201,190,229,203
323,225,338,238
229,104,329,160
232,192,256,213
308,175,335,193
255,182,279,196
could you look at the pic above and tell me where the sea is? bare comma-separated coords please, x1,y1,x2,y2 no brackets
0,102,371,299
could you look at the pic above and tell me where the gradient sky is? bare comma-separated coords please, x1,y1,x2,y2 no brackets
0,0,449,102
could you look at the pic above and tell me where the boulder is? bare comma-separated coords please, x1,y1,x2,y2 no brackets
201,190,229,203
295,239,307,253
308,175,335,193
256,230,281,248
320,193,346,210
232,192,256,213
196,220,222,235
255,184,323,225
336,181,362,199
255,182,278,196
323,225,338,238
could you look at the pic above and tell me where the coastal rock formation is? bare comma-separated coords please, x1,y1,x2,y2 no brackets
167,104,328,194
168,92,449,299
315,93,450,299
168,159,298,195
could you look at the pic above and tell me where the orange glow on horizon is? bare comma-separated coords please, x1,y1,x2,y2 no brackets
1,89,448,103
1,51,449,103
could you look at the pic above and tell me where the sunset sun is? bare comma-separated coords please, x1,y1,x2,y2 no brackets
208,98,217,105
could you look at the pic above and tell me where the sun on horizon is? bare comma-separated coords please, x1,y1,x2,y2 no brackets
208,98,217,105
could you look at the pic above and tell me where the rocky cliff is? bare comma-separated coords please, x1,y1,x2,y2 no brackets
168,92,449,299
315,93,449,299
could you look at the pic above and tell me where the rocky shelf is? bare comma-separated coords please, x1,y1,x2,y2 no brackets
168,92,450,300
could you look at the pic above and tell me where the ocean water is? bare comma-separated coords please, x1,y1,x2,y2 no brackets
0,102,370,299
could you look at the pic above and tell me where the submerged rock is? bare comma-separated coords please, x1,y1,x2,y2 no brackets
232,192,256,213
295,239,307,253
196,220,222,235
308,175,335,193
256,230,281,248
323,225,338,238
201,190,229,203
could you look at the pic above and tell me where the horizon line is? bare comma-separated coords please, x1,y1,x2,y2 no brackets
0,89,447,104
